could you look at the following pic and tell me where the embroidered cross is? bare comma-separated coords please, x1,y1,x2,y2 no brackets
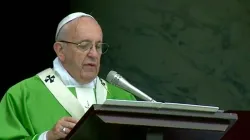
45,75,55,83
100,79,105,86
85,101,90,109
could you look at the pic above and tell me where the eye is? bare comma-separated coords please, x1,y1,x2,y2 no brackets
96,44,102,49
78,41,92,50
80,41,90,46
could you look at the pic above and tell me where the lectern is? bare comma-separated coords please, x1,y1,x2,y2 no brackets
65,100,238,140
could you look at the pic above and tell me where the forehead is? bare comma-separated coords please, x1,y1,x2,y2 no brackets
69,17,103,42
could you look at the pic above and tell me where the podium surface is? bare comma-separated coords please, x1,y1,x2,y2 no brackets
65,100,237,140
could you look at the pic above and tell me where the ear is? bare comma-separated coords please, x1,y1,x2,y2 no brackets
53,42,65,62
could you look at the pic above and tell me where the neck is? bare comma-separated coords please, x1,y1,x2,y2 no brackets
74,75,96,85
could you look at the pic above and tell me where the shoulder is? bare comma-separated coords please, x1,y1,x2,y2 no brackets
99,78,137,101
8,75,43,91
3,75,44,101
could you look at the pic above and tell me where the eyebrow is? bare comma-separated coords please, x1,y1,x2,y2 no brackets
79,39,103,43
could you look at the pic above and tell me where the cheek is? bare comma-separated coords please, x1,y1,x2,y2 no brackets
75,52,88,66
97,56,101,64
63,48,76,65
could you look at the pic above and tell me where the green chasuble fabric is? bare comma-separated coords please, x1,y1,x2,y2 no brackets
0,75,136,140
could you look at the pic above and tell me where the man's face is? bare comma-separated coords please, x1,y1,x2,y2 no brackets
61,17,103,84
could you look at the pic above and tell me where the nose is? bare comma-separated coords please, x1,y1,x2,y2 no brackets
87,46,99,58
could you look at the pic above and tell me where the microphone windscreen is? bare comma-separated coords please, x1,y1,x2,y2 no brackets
106,70,118,84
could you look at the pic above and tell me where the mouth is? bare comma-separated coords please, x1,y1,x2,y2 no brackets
84,63,97,67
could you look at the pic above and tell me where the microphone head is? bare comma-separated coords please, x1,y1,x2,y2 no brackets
106,70,156,102
106,70,119,85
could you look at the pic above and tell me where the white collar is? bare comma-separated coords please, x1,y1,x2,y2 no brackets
53,57,96,88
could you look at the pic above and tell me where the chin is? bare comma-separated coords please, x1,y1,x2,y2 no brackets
80,71,98,82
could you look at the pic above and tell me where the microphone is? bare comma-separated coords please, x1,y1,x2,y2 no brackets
106,70,156,102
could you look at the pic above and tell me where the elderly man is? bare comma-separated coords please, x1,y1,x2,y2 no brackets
0,12,136,140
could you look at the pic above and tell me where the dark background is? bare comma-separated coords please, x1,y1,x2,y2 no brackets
1,0,70,94
1,0,250,111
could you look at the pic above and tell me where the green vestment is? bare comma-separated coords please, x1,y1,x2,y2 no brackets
0,75,136,140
